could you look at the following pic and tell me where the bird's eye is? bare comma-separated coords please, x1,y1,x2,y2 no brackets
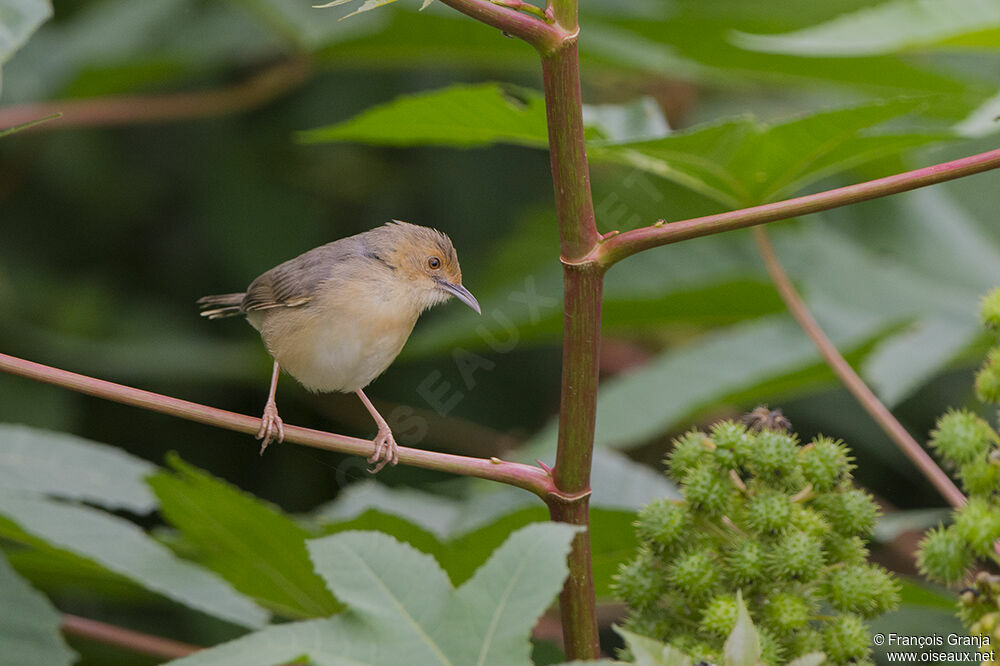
427,256,441,270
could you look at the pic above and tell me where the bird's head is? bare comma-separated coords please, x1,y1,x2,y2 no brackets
368,221,481,315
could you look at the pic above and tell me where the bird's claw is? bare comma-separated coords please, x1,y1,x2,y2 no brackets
256,402,284,455
367,426,398,474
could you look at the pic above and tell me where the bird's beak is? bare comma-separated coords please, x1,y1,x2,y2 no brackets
438,280,481,314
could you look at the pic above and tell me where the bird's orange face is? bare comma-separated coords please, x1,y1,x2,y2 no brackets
380,221,480,314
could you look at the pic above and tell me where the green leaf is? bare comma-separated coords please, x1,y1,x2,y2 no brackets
522,316,885,457
723,591,761,666
312,482,640,599
0,0,51,63
614,626,692,666
303,86,945,209
896,577,958,610
732,0,1000,57
166,523,580,666
148,454,339,619
0,492,269,628
603,12,982,96
299,83,553,148
312,480,465,539
0,423,158,513
598,99,946,206
0,550,76,666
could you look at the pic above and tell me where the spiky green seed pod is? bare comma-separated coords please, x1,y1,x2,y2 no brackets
668,430,714,481
823,613,870,664
762,592,811,633
790,505,831,539
612,549,666,609
800,436,854,491
709,420,753,464
975,348,1000,404
767,529,824,580
681,464,731,516
635,499,689,552
981,288,1000,330
746,491,793,534
758,627,786,665
959,460,1000,497
788,629,825,659
930,409,998,465
812,488,879,536
700,594,739,636
825,564,900,617
668,548,720,601
954,497,1000,556
825,534,869,567
917,525,973,584
746,430,799,479
726,538,765,585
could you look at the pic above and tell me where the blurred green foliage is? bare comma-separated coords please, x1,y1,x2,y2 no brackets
2,0,1000,663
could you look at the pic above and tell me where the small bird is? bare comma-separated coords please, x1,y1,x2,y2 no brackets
197,221,480,472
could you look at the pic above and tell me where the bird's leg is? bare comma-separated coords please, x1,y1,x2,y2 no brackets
355,388,398,474
257,361,285,455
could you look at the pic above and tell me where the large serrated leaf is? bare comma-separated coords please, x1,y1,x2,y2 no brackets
166,523,580,666
0,550,76,666
301,84,947,210
299,83,554,148
148,454,339,619
311,480,643,599
0,423,157,513
598,99,945,206
732,0,1000,57
0,492,269,628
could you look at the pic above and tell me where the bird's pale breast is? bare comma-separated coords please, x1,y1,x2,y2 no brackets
252,274,420,394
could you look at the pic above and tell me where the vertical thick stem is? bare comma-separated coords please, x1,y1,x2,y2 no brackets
547,264,603,659
548,496,599,659
540,31,602,662
542,42,599,261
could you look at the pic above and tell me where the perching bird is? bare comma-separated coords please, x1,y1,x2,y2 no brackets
197,221,480,472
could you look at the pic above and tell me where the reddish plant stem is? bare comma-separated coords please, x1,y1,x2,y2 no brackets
539,35,603,660
547,497,598,656
542,40,600,260
436,0,565,52
0,352,556,499
547,0,578,30
62,614,200,659
0,59,311,132
752,226,966,509
597,146,1000,267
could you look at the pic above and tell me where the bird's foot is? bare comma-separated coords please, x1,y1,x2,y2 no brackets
367,425,398,474
256,402,284,455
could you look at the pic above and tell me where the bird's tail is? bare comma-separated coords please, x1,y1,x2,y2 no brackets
197,293,246,319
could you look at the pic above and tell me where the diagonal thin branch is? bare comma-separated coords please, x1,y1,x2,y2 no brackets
0,352,556,499
62,614,200,660
0,59,312,133
752,226,966,509
596,146,1000,267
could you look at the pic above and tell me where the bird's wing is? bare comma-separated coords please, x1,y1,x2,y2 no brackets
241,241,354,312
